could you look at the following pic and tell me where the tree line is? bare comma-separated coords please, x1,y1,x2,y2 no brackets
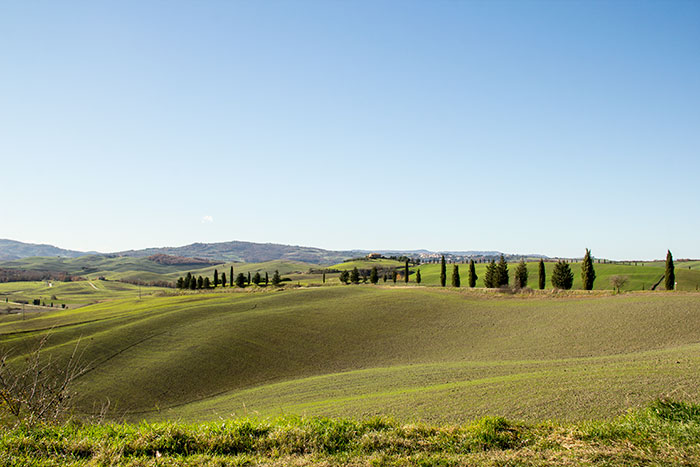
176,267,283,290
334,250,677,292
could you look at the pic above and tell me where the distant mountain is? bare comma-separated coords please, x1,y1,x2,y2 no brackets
0,239,547,265
0,239,94,261
116,241,365,264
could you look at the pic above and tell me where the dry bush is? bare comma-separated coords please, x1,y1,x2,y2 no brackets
0,335,87,426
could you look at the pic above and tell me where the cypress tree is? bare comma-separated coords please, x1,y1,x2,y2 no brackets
581,248,596,290
272,270,281,286
551,261,574,289
229,266,233,287
439,255,447,287
221,272,226,288
665,250,675,290
514,259,528,288
404,260,409,283
213,269,218,288
393,271,397,284
265,272,269,285
247,271,251,285
204,277,211,288
350,267,360,284
468,259,477,288
190,277,197,290
383,273,387,282
416,269,422,284
235,273,246,288
185,272,192,289
484,260,496,288
451,265,460,287
197,276,204,289
370,266,379,284
495,254,509,287
176,277,184,289
322,272,326,283
252,272,261,285
538,259,546,290
339,270,349,284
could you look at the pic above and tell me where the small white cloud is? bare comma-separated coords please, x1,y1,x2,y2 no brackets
201,215,214,223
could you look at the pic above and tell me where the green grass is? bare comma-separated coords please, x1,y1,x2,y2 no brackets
3,398,700,465
1,286,700,425
0,280,170,308
329,259,405,271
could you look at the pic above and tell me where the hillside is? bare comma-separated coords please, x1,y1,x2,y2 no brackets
2,287,700,424
115,240,363,264
0,239,92,260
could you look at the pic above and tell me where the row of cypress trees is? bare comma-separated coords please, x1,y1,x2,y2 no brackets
176,268,282,289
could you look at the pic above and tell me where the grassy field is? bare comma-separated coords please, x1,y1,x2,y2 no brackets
0,280,171,309
4,398,700,465
1,286,699,426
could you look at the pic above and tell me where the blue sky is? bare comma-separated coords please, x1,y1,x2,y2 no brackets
1,0,699,260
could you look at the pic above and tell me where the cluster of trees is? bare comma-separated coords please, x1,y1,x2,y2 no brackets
176,269,282,290
0,270,85,283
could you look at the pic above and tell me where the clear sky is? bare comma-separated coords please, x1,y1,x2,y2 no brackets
1,0,699,260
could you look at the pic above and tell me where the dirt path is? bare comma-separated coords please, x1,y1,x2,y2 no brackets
87,281,98,290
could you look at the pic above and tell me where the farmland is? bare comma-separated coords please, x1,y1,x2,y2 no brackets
1,285,699,427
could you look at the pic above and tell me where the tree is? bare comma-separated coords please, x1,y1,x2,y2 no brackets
350,267,360,284
247,272,251,285
252,272,261,285
229,266,233,287
468,260,477,288
383,273,387,283
665,250,675,290
213,269,218,288
495,255,509,287
189,276,197,290
538,259,545,290
514,259,528,288
404,260,409,283
197,276,204,289
392,271,397,284
176,277,184,289
451,265,460,287
610,275,628,293
581,249,596,290
235,273,246,288
203,277,211,288
370,266,379,284
416,269,422,284
265,272,269,286
483,260,496,288
322,272,326,284
339,270,350,284
551,261,574,289
185,272,192,289
221,272,226,288
271,270,281,286
439,255,447,287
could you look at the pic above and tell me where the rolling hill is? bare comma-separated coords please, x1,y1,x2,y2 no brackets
2,286,700,425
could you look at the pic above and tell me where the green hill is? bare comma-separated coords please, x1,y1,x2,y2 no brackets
2,286,699,425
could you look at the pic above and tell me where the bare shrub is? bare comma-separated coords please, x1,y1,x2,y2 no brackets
609,275,629,293
0,335,87,426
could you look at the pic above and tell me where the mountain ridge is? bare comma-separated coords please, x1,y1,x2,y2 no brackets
0,238,545,264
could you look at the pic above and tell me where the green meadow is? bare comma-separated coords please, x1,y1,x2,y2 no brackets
0,280,170,308
2,286,699,427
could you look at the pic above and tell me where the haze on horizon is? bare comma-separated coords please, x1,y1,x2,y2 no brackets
1,1,699,261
